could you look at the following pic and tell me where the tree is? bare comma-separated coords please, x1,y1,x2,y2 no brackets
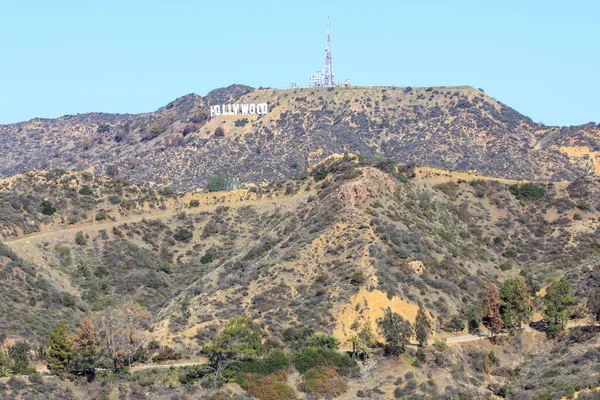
41,200,57,216
544,277,576,336
8,342,33,375
467,308,481,334
499,277,531,333
203,317,263,386
376,307,413,357
415,307,432,347
359,319,376,348
71,319,98,380
346,334,361,359
306,334,339,349
482,284,503,341
588,286,600,324
47,322,73,375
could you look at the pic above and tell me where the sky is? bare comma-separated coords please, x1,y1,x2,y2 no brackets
0,0,598,126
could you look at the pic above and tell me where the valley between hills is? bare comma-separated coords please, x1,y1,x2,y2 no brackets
0,86,600,399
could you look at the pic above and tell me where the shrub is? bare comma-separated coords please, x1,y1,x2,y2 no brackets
200,252,214,264
108,195,121,204
298,366,348,398
95,210,108,221
443,318,465,332
245,371,296,400
508,183,545,200
230,350,290,376
293,346,358,376
189,199,200,207
79,185,93,196
75,231,87,246
214,127,225,137
435,181,459,197
7,376,26,390
350,270,366,285
306,334,339,349
97,124,110,133
208,174,238,192
312,166,328,181
433,340,448,352
28,372,43,384
158,261,173,274
151,346,181,363
41,200,57,215
234,118,249,127
173,228,193,242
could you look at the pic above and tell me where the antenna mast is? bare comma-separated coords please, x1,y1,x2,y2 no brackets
323,16,335,87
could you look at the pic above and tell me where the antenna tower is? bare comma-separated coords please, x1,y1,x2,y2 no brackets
323,16,335,87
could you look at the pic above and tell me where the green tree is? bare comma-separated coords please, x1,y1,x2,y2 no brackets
499,277,531,333
346,334,361,359
41,200,57,215
543,277,576,336
203,317,262,387
588,286,600,323
47,321,73,374
414,307,432,347
306,334,339,349
359,319,376,348
376,307,413,357
467,308,481,334
482,283,503,341
8,342,34,375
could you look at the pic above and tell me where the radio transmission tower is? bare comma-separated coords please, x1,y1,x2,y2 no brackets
323,16,335,87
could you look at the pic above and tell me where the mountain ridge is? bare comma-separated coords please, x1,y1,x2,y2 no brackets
1,84,599,192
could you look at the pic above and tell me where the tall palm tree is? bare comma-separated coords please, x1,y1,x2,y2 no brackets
346,334,362,359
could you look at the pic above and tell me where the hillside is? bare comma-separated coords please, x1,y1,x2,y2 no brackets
1,85,599,191
1,157,600,398
3,157,600,341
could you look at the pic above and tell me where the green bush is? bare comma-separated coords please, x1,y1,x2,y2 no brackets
173,228,193,242
503,250,518,259
443,318,465,332
41,200,57,215
200,252,214,264
208,174,237,192
508,183,545,200
306,334,339,349
75,231,87,246
293,346,358,376
234,118,249,127
229,350,290,376
97,124,111,133
79,185,93,196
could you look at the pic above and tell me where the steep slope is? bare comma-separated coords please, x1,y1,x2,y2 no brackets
1,85,599,191
5,157,600,349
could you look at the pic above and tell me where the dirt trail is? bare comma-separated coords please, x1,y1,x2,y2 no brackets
2,194,309,246
32,323,590,374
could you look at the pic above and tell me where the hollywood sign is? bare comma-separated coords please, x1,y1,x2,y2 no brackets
210,103,269,118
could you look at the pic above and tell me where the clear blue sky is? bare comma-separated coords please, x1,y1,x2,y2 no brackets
0,0,598,126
